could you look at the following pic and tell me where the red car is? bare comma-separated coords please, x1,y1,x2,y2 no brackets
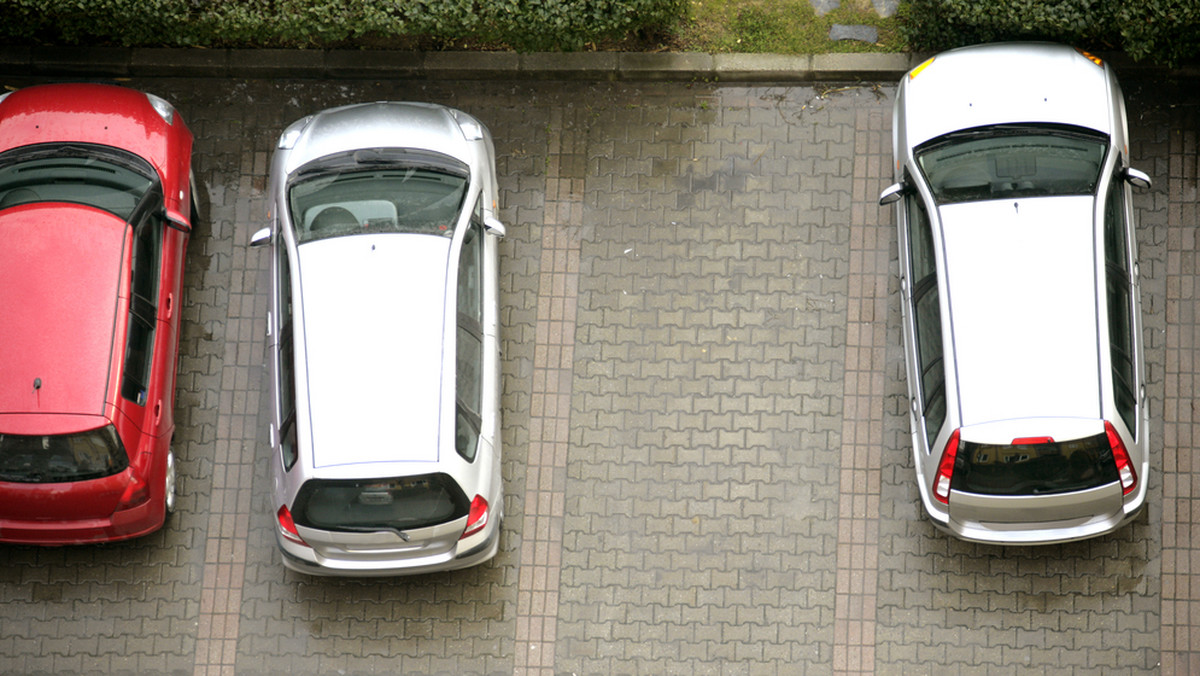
0,83,195,544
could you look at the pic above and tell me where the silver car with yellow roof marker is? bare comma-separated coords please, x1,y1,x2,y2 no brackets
881,43,1152,544
251,101,505,575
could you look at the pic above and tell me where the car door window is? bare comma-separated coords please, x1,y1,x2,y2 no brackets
277,242,299,470
906,188,946,447
454,197,484,462
120,210,161,406
1104,164,1137,434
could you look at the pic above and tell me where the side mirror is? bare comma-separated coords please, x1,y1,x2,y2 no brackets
879,182,906,206
1124,167,1152,191
250,227,272,247
484,215,506,238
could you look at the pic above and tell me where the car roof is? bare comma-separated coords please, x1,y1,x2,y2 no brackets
0,83,175,179
902,42,1114,149
941,195,1102,427
0,204,126,421
279,102,474,177
298,232,453,470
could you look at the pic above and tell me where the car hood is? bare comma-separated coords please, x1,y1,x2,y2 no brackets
902,43,1114,149
0,204,124,418
0,83,176,182
297,233,452,469
281,102,474,177
941,196,1101,427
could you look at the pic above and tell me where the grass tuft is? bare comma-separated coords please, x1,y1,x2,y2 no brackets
672,0,901,53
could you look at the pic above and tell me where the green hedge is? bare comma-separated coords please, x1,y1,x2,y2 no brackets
899,0,1200,66
0,0,685,52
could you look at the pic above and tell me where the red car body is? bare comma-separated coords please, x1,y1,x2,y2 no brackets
0,83,193,544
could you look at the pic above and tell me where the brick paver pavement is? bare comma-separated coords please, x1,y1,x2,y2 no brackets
0,72,1193,675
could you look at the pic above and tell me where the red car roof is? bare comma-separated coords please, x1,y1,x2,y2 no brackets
0,203,126,420
0,83,180,188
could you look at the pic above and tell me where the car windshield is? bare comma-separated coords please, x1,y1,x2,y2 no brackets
0,425,129,483
916,125,1109,205
287,152,469,244
0,143,156,220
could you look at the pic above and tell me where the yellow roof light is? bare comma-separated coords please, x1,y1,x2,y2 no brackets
1076,49,1103,66
909,56,935,80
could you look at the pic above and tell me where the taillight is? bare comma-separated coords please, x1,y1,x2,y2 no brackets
461,495,489,539
1105,421,1137,495
933,429,961,504
115,471,150,511
276,505,309,546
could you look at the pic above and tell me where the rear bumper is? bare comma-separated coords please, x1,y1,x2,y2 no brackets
277,521,501,577
927,499,1145,546
0,500,163,545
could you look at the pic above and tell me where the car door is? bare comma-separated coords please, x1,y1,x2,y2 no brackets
152,215,187,439
1102,159,1143,448
454,196,485,463
268,230,300,491
121,198,162,429
897,174,948,458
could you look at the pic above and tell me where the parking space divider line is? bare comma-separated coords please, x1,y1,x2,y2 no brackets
832,106,890,675
1160,105,1200,676
513,107,583,676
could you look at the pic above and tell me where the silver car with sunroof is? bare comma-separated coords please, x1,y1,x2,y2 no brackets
251,101,505,575
880,43,1152,544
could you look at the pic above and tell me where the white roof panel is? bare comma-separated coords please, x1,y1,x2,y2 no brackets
941,196,1101,427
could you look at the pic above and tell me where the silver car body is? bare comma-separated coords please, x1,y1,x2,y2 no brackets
883,43,1151,544
254,102,504,575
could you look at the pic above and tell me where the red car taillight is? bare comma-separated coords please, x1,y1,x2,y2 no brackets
115,471,150,511
1105,421,1138,495
461,495,489,539
933,429,961,505
276,505,309,546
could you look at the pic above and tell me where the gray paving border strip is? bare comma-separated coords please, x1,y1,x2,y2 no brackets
2,47,1193,82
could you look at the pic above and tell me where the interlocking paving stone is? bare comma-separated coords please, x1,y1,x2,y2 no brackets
0,72,1189,675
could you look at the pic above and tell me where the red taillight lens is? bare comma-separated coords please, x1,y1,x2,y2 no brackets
461,495,489,539
1105,421,1137,495
276,505,309,546
115,472,150,511
933,429,961,504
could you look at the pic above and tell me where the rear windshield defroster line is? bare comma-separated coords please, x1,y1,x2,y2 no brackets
951,432,1120,497
0,425,129,483
292,472,470,534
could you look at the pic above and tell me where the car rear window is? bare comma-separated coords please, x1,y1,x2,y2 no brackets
916,124,1108,205
951,432,1119,497
292,473,470,533
0,425,129,483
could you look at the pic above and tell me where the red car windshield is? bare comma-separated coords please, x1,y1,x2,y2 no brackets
0,143,156,220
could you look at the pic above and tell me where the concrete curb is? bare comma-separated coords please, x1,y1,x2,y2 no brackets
0,47,930,82
0,47,1192,82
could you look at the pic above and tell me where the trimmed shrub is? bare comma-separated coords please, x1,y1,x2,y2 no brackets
0,0,685,51
899,0,1200,66
1115,1,1200,65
